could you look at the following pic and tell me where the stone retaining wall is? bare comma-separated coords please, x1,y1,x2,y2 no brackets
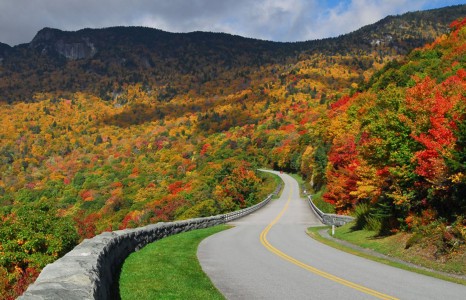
19,189,279,300
307,195,354,226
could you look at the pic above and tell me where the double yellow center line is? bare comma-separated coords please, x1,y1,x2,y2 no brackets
259,180,398,300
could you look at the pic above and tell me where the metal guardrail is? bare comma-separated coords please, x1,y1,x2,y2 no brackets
307,195,354,226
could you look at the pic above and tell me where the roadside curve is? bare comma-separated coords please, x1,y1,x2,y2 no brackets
198,171,466,299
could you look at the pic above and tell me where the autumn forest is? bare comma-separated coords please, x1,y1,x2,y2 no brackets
1,5,466,298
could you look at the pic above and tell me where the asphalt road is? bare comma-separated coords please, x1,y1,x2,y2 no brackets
197,170,466,299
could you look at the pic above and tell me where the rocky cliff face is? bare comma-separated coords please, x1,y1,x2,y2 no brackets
30,27,97,60
54,39,97,60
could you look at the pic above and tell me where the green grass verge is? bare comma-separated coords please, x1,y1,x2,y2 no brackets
307,225,466,286
256,169,281,200
333,223,466,275
258,169,284,198
289,173,334,213
289,173,308,198
119,225,229,300
310,189,335,214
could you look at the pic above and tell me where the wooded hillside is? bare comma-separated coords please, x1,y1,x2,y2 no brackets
1,5,465,299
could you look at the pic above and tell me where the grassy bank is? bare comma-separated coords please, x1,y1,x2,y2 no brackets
119,225,229,299
334,223,466,275
310,189,335,214
260,170,283,198
307,224,466,285
289,173,334,213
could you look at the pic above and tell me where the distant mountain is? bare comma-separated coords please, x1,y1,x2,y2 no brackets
0,4,465,103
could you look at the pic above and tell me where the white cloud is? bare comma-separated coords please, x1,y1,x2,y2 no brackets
0,0,462,46
301,0,430,40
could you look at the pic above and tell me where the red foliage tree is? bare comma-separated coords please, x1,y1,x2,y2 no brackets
324,136,360,213
73,211,98,240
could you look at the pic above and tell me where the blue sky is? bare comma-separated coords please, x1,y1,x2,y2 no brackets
0,0,465,46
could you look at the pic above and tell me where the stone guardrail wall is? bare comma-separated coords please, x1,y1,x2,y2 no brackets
224,183,281,222
307,195,354,226
19,185,281,300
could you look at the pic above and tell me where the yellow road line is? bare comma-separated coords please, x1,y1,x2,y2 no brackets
259,178,398,300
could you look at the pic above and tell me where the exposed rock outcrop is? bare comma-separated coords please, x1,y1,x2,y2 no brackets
30,27,97,60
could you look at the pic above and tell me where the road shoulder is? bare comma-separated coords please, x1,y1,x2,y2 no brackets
306,226,466,285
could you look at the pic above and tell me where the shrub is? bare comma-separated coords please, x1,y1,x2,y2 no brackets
365,216,382,232
352,202,371,230
179,199,218,219
405,232,423,249
405,217,465,256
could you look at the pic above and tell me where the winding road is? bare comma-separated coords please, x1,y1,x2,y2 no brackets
198,170,466,299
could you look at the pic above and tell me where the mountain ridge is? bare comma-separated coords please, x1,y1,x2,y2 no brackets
13,4,466,55
2,4,465,47
1,4,465,103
